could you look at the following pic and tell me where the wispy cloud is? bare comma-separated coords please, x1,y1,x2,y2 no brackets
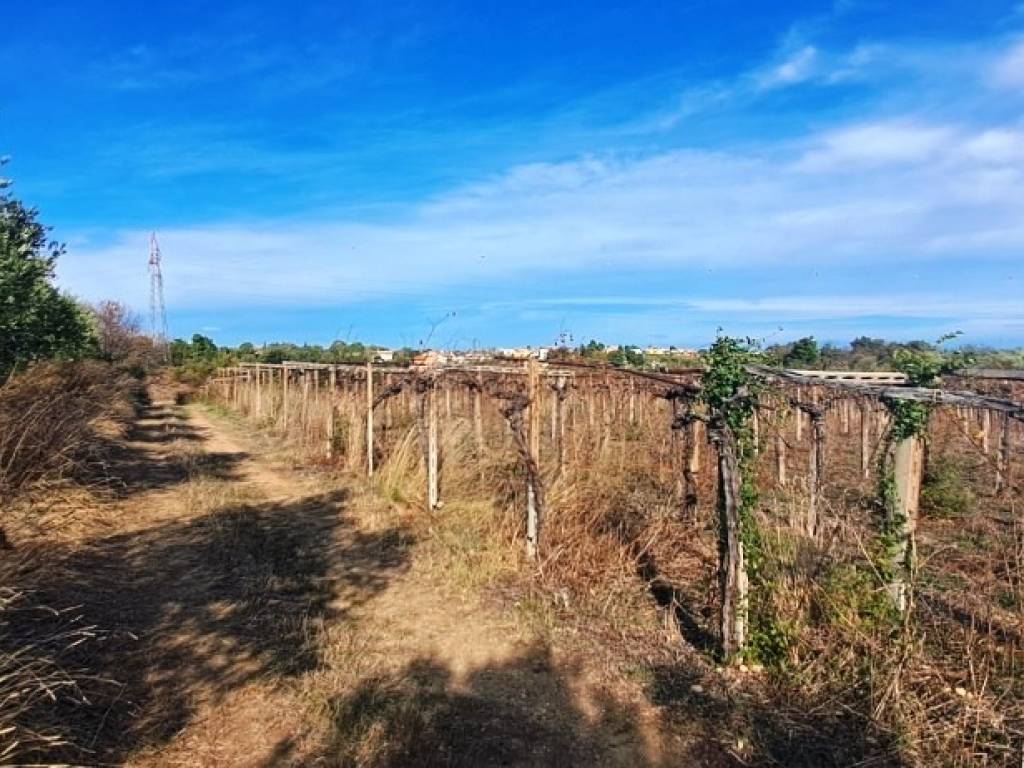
685,295,1024,321
61,112,1024,317
990,39,1024,88
46,11,1024,345
795,121,956,170
757,46,819,89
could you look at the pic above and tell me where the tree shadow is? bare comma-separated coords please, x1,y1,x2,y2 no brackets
265,643,666,768
646,660,908,767
637,551,719,655
77,402,248,496
7,488,411,764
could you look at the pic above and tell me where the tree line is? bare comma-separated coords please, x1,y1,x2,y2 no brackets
1,166,155,379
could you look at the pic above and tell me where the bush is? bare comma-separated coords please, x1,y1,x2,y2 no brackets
1,170,94,377
920,456,974,519
0,361,135,506
173,359,222,387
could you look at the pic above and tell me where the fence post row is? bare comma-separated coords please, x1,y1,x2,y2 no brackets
212,360,1023,658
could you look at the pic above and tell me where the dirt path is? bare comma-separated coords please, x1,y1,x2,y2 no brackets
48,399,668,767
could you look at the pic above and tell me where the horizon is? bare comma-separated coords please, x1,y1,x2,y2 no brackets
4,1,1024,347
182,334,1024,355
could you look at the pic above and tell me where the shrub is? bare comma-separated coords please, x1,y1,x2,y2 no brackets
0,361,135,507
1,170,94,377
920,456,974,519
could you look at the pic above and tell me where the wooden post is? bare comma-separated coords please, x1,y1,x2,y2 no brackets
550,385,558,441
841,399,850,435
884,433,924,613
559,380,568,475
860,400,871,480
302,368,311,433
526,359,541,559
775,434,787,486
428,381,439,509
711,422,747,659
323,367,335,457
555,376,568,476
981,409,991,455
255,366,263,416
689,419,702,475
587,385,596,430
473,373,484,453
808,410,825,537
327,404,338,459
602,389,612,457
751,409,760,455
795,387,803,443
282,365,291,432
682,415,699,518
366,362,374,477
996,414,1012,494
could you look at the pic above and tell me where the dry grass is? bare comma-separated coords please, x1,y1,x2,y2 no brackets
0,545,103,763
0,364,144,765
0,361,143,763
0,361,139,507
206,374,1024,766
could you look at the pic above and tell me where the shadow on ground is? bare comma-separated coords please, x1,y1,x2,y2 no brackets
5,401,412,765
644,658,908,768
78,402,249,496
263,643,665,768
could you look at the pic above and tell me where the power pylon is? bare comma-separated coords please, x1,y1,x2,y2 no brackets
149,232,168,350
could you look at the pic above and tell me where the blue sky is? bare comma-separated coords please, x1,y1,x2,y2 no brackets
3,0,1024,348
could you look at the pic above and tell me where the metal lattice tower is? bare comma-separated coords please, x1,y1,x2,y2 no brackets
148,232,168,347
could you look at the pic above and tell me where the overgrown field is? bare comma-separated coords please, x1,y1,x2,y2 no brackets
0,362,145,761
207,362,1024,766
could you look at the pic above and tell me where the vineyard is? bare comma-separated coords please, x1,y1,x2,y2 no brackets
206,353,1024,765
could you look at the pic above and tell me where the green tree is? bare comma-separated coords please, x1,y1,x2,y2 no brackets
0,171,93,376
609,345,645,368
169,338,190,365
190,334,218,360
783,336,820,368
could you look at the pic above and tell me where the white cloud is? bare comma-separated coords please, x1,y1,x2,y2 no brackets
964,128,1024,162
758,46,819,89
990,40,1024,88
686,295,1024,321
796,121,956,171
59,116,1024,316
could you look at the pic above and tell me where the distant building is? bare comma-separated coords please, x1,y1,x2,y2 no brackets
497,347,532,360
411,350,447,368
373,349,395,363
644,346,698,358
496,347,550,361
